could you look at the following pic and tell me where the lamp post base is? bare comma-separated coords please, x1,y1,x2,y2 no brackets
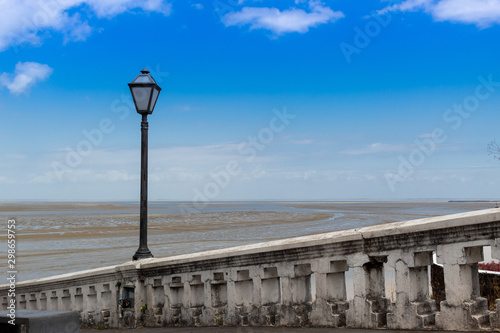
132,248,154,261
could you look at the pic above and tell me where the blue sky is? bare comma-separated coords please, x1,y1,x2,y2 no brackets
1,0,500,201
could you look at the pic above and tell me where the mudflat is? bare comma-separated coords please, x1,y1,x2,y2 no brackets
0,202,137,212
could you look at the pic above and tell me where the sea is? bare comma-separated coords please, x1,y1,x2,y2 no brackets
0,200,497,282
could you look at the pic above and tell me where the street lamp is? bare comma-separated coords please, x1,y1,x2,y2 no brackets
128,68,162,261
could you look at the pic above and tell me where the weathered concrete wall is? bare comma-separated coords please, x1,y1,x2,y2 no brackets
2,208,500,330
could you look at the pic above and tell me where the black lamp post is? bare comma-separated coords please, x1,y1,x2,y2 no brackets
128,68,161,261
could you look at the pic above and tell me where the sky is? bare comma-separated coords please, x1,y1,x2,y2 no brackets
1,0,500,202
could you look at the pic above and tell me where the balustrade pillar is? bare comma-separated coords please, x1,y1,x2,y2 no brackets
435,242,490,330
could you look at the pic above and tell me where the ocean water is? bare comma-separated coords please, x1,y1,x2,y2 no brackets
0,200,496,282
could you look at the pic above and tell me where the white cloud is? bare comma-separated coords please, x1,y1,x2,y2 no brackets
0,0,171,51
378,0,500,28
86,0,172,18
222,0,344,35
0,62,53,95
377,0,433,15
0,176,14,184
61,13,93,44
417,132,435,139
340,143,406,155
191,3,204,10
34,144,245,183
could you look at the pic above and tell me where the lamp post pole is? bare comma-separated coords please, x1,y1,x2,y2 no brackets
129,68,161,261
133,113,153,260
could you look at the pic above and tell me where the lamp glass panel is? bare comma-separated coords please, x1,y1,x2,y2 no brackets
150,88,160,112
132,75,154,84
132,86,153,111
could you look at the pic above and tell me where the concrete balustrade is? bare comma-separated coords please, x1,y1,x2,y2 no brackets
2,208,500,330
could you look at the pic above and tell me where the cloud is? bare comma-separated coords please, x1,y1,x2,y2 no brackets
60,13,93,44
340,143,406,155
87,0,172,18
191,3,204,10
0,62,53,95
0,0,172,51
377,0,432,14
417,132,435,139
222,0,344,35
378,0,500,28
36,144,245,183
0,176,14,184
